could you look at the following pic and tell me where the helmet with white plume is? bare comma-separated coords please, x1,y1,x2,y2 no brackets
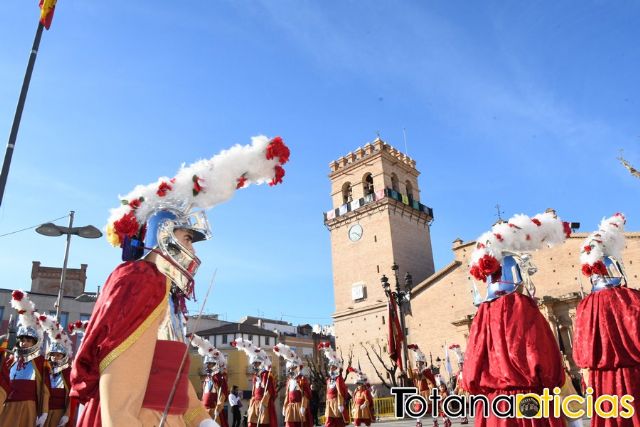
273,343,303,376
580,213,627,291
39,314,73,373
106,135,290,298
469,209,572,305
232,338,270,372
11,290,43,360
189,333,226,372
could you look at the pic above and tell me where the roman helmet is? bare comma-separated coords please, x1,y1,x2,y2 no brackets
408,343,427,372
273,343,303,377
317,342,342,378
39,314,73,373
189,333,226,374
469,209,571,305
232,338,270,373
105,135,290,298
10,290,43,361
580,213,628,291
346,366,368,386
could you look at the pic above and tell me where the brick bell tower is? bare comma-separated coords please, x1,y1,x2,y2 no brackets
324,137,435,383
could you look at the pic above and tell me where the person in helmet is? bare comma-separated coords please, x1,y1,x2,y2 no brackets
347,368,373,427
408,344,436,427
0,291,50,427
201,352,229,427
274,343,311,427
39,314,73,427
69,137,289,427
232,339,276,427
574,213,640,427
317,342,349,427
463,211,568,427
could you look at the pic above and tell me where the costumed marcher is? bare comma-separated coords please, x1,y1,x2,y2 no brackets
317,342,349,427
0,333,11,416
69,136,290,427
39,314,74,427
407,344,436,427
0,290,50,427
232,338,276,427
574,213,640,427
463,210,570,427
434,376,451,427
273,343,312,427
38,314,75,427
449,344,468,425
346,367,374,427
190,334,229,427
66,320,88,427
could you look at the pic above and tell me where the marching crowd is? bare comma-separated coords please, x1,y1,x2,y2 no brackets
0,136,638,427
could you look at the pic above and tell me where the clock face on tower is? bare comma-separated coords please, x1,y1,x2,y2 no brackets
348,224,363,242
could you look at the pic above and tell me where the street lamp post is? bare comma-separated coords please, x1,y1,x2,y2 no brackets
380,262,413,384
35,210,102,320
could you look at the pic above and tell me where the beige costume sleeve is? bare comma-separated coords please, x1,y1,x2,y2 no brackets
98,310,160,427
183,381,211,427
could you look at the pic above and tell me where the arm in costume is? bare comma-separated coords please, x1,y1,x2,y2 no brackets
184,380,213,427
99,305,161,426
215,376,227,415
70,261,169,403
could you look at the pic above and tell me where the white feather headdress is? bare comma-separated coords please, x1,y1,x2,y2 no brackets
273,342,303,369
106,135,290,247
39,313,74,357
469,210,570,283
317,342,342,369
580,213,626,277
190,333,226,367
10,290,43,340
232,338,271,369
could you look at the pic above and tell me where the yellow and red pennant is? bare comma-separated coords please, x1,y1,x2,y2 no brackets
39,0,57,30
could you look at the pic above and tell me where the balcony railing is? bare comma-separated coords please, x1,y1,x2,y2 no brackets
323,188,434,222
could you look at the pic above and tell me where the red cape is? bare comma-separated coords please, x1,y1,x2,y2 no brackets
573,286,640,427
462,293,564,427
70,261,168,426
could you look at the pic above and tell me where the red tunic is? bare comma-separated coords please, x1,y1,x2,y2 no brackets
573,286,640,427
462,293,565,427
69,261,170,427
249,370,277,427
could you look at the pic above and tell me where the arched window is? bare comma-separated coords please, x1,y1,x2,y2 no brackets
405,180,414,201
363,173,374,196
391,173,399,192
342,182,353,204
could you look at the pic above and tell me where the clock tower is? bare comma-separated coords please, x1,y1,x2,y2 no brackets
324,138,435,381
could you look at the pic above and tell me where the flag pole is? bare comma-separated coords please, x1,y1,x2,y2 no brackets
0,22,45,208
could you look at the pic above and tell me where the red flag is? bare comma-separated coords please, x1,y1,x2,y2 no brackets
387,300,404,372
39,0,57,30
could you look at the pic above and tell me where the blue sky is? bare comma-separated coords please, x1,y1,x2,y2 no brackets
1,1,639,325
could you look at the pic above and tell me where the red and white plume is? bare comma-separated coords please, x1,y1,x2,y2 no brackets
68,320,89,335
448,344,464,364
39,313,74,357
580,213,626,278
10,290,42,339
190,333,225,365
232,338,271,368
106,135,290,247
408,343,426,364
469,210,570,282
346,366,368,384
317,341,342,369
273,343,303,369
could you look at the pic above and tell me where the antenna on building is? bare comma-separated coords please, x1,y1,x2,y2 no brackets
403,128,409,156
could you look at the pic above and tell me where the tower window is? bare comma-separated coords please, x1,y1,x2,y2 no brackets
363,173,374,196
391,173,399,192
405,181,414,201
342,182,353,204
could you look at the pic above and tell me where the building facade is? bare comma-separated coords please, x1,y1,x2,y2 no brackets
325,139,640,390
